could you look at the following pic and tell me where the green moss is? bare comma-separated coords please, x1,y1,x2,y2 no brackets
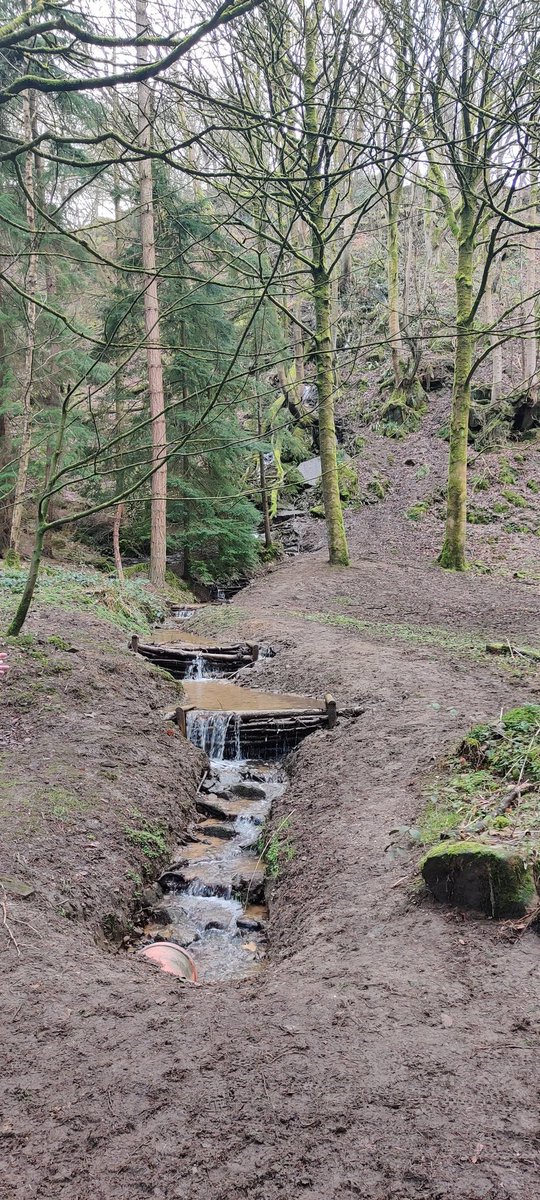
499,461,517,485
407,500,430,521
299,608,487,657
367,475,390,500
502,488,527,508
2,549,20,568
492,501,509,514
0,564,168,634
526,479,539,493
125,820,169,860
48,634,72,651
467,507,495,525
472,475,489,492
421,841,534,917
259,542,282,563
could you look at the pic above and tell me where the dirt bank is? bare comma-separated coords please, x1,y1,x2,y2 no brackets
1,558,539,1199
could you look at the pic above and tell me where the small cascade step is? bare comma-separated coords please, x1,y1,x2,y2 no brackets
159,855,266,903
129,634,258,680
195,794,269,823
191,819,237,840
177,686,336,759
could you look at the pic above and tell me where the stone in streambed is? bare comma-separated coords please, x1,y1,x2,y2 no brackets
237,904,267,931
193,819,236,840
421,841,535,918
231,782,267,800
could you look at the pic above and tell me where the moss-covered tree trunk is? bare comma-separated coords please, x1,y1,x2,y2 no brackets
6,402,67,636
387,183,405,389
312,265,349,563
10,86,37,554
304,2,349,567
439,202,475,571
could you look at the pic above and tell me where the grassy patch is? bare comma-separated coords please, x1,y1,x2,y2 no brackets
407,500,431,521
502,488,527,509
124,819,169,860
0,563,172,634
260,816,295,880
419,706,540,850
297,608,488,657
190,604,247,638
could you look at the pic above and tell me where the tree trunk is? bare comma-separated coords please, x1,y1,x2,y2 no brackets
136,0,167,588
387,178,405,389
257,393,272,549
0,313,12,551
439,202,475,571
10,86,37,554
112,502,125,583
312,268,349,564
304,3,349,567
485,257,503,403
7,524,45,634
7,400,67,635
522,187,538,404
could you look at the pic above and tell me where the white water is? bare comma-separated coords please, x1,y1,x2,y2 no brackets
187,710,242,762
185,653,208,681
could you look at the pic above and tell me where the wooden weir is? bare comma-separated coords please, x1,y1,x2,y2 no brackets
129,634,258,679
175,693,337,759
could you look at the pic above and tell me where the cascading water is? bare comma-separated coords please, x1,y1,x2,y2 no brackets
186,709,242,762
185,652,208,681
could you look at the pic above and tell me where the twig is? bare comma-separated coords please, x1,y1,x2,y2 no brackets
0,886,21,957
494,780,537,816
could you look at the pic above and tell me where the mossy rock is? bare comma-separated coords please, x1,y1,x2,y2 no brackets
420,841,534,917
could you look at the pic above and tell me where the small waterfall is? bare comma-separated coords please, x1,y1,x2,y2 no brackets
186,653,207,681
186,710,242,762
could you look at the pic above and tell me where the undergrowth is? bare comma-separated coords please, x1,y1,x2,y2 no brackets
260,815,295,879
124,819,169,861
0,563,181,634
419,705,540,848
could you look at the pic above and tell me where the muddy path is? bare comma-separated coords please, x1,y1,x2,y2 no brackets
1,557,539,1199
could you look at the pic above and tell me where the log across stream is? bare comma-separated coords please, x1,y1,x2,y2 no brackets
133,634,338,983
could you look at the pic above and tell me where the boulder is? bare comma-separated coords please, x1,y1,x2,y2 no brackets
421,841,534,918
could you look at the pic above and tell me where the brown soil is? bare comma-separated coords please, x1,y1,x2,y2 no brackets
1,555,540,1200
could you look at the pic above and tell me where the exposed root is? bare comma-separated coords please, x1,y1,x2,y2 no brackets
499,902,540,940
0,886,21,957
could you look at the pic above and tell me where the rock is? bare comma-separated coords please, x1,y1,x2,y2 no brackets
0,876,34,898
421,841,535,918
195,795,266,822
231,782,267,800
146,906,174,926
200,780,230,797
237,915,265,932
192,819,236,840
145,912,199,945
141,884,163,909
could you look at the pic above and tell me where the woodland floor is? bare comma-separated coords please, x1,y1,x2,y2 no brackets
1,540,540,1200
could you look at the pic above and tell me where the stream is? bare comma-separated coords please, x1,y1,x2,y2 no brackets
139,659,289,983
